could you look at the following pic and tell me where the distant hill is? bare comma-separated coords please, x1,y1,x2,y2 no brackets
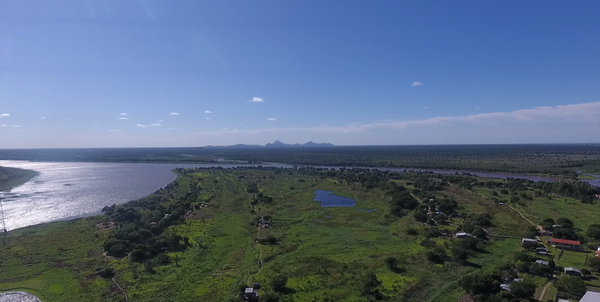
264,140,334,148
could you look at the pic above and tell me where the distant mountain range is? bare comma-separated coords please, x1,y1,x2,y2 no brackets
265,140,334,148
204,140,334,148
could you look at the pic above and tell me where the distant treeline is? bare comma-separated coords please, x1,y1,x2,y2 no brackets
2,144,600,173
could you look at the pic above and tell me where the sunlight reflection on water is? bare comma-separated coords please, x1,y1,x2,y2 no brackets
0,161,246,231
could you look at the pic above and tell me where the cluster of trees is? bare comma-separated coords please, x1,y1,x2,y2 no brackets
460,271,536,301
540,217,578,240
101,179,193,262
477,178,600,204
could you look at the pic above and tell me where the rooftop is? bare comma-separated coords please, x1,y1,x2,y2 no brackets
549,238,581,245
580,291,600,302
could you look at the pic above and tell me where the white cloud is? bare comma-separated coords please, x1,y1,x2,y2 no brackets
0,113,9,117
423,106,430,109
149,123,161,126
169,112,179,116
167,127,177,130
252,97,264,103
205,110,212,114
118,117,128,120
136,124,147,128
182,102,600,145
1,124,6,127
206,117,212,120
267,118,277,121
411,82,422,86
120,113,128,116
9,125,20,128
223,128,228,131
41,117,46,120
108,130,120,132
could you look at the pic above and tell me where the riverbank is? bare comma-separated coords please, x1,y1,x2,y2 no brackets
0,166,38,192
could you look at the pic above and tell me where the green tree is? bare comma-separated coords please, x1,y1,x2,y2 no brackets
587,224,600,239
555,276,586,298
588,257,600,273
460,273,499,296
452,245,469,264
271,274,288,293
509,281,536,299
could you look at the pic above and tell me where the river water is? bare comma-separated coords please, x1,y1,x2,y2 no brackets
0,160,598,231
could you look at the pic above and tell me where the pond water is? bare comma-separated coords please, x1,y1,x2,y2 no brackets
0,291,41,302
313,190,356,207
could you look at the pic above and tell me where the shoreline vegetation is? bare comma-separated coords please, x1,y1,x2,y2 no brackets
0,166,38,192
1,165,599,301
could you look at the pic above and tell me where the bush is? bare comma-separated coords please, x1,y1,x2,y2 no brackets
555,276,586,298
271,274,288,292
97,266,115,278
509,281,536,298
406,228,418,235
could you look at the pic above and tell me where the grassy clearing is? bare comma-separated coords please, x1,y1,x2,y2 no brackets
0,217,110,301
0,169,553,301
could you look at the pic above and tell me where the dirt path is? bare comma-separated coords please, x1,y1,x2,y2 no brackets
112,277,129,302
537,281,553,301
506,205,536,227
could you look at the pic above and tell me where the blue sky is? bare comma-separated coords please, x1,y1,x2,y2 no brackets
1,1,600,148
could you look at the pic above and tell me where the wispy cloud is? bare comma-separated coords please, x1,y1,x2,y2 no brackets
169,112,179,116
120,113,128,116
0,113,9,117
183,102,600,144
136,124,147,128
267,118,277,121
423,106,430,109
223,128,228,131
41,117,46,120
411,82,422,86
252,97,264,103
1,124,6,127
205,110,212,114
206,117,212,120
9,125,19,128
118,117,128,120
149,123,161,127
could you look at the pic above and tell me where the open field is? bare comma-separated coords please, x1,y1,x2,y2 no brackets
0,167,599,301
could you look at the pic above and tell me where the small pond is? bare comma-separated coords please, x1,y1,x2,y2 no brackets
313,190,356,207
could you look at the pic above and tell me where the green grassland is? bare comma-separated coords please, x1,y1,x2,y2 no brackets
0,168,596,301
0,166,38,191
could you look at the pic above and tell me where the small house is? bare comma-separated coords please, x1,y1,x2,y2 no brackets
564,267,582,277
535,260,549,266
456,232,472,238
500,283,510,291
243,288,259,302
580,291,600,302
536,247,549,255
521,238,538,247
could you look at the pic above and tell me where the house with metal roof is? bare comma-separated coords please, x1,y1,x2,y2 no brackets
564,267,582,277
580,291,600,302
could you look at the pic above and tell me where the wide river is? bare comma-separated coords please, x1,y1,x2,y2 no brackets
0,160,598,231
